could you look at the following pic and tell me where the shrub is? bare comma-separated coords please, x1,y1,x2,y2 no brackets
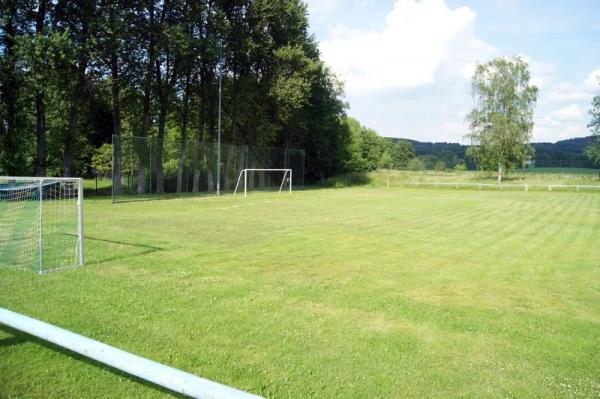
407,158,426,171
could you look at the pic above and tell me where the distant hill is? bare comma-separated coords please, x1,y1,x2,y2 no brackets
388,136,596,169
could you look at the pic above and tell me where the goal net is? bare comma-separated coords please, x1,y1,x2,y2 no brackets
0,177,84,273
233,169,292,197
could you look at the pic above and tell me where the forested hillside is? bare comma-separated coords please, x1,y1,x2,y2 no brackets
0,1,349,181
391,136,596,170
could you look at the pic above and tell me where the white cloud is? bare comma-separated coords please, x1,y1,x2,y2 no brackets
584,69,600,90
548,104,584,121
548,83,591,102
304,0,343,20
319,0,494,93
549,69,599,102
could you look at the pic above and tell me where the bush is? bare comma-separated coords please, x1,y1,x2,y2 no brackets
407,158,426,171
91,144,113,177
454,162,467,171
435,160,446,171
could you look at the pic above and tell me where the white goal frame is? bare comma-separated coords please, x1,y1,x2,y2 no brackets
0,176,84,273
233,169,292,197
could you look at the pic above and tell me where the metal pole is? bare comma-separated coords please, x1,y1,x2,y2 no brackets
0,307,263,399
217,70,222,196
77,178,84,266
38,181,43,274
244,170,247,197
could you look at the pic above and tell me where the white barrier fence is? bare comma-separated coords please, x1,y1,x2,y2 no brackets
413,182,600,192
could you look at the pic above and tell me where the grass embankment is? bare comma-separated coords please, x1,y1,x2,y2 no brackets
1,188,599,398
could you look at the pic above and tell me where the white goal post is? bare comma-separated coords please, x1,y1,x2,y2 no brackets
0,176,84,274
233,169,292,197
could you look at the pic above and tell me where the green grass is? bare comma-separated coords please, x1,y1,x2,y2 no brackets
523,167,600,175
1,187,599,398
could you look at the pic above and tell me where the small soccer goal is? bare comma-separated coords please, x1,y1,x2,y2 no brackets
0,177,84,274
233,169,292,197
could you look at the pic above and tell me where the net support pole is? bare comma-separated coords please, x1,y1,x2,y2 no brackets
77,178,84,266
0,307,264,399
38,181,43,275
244,170,247,197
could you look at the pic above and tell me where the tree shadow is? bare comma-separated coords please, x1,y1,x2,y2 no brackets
0,325,187,398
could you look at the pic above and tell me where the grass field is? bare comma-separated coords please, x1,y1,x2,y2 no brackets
1,187,599,398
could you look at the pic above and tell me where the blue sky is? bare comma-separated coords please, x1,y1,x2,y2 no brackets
305,0,600,143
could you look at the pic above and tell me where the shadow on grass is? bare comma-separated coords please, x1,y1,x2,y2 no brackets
111,191,225,204
82,236,165,267
0,325,187,398
315,172,372,188
0,333,28,347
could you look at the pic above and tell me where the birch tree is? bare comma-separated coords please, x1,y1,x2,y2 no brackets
467,56,538,182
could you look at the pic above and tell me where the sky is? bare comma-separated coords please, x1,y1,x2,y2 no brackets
304,0,600,143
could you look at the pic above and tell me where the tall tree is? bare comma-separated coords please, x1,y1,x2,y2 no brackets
97,0,131,193
136,0,158,194
0,1,25,174
53,0,97,177
585,87,600,170
466,56,538,182
34,0,48,176
154,0,182,194
391,139,415,169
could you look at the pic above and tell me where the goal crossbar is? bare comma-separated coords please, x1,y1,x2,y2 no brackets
233,169,292,197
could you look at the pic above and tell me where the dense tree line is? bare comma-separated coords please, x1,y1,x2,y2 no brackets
0,0,351,188
345,117,414,172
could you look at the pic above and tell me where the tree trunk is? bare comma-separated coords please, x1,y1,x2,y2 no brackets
239,144,246,176
137,1,155,194
110,4,122,194
498,161,503,183
1,1,19,174
155,61,167,194
138,81,151,194
249,159,257,188
192,128,202,193
35,0,47,177
176,138,186,193
111,67,122,193
64,101,77,177
259,168,265,188
224,145,234,191
207,144,214,192
176,74,191,193
155,132,165,194
35,91,46,177
192,146,201,192
63,0,93,177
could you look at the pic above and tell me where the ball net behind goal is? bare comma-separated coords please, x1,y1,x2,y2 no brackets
0,177,83,273
112,135,305,201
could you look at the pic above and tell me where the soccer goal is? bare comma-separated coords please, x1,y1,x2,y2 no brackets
0,177,84,274
233,169,292,197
